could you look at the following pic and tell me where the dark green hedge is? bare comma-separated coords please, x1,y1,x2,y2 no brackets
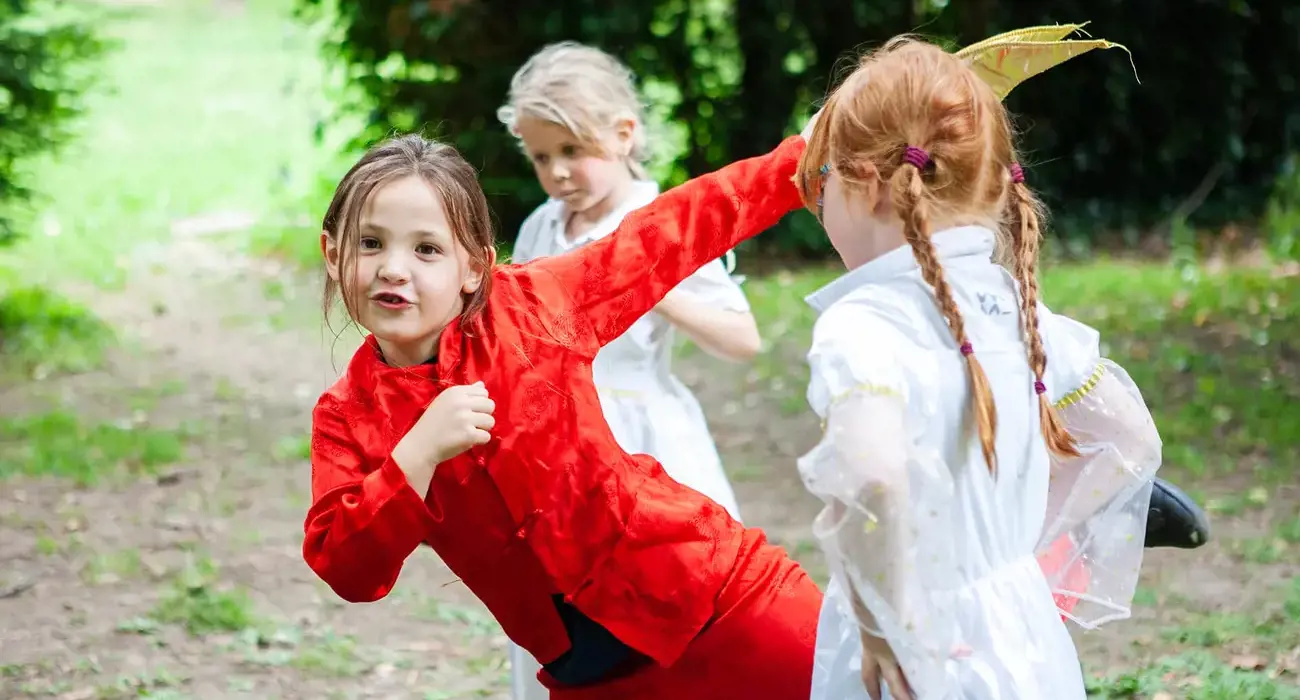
305,0,1300,255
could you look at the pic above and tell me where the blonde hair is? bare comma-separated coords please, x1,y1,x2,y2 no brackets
497,41,651,180
797,37,1079,476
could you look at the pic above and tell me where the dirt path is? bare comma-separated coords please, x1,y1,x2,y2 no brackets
1,233,514,699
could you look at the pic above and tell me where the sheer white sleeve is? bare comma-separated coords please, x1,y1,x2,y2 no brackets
1035,306,1162,628
799,313,962,699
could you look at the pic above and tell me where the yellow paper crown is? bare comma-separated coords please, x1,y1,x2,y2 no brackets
955,22,1137,101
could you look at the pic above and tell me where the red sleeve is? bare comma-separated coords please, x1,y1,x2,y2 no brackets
521,134,806,347
302,399,436,603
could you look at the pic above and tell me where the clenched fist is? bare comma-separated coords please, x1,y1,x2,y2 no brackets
392,381,496,494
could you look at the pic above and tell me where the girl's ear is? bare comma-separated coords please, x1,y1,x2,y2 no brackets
838,162,885,215
612,116,637,157
321,231,341,282
462,246,498,294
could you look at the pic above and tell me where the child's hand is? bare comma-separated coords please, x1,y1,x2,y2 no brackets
393,382,495,490
422,381,496,464
860,631,913,700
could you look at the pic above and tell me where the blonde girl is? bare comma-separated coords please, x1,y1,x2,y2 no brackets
497,43,761,698
792,38,1161,699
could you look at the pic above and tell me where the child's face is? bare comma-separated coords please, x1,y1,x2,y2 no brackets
323,174,485,367
515,116,633,215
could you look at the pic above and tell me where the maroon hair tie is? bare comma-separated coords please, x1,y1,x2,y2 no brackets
959,342,974,356
1009,163,1025,184
903,145,932,170
1034,380,1047,395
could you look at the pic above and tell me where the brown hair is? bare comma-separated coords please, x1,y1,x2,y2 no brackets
796,37,1078,475
321,134,496,331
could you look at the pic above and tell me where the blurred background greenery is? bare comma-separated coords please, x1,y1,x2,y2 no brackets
295,0,1300,259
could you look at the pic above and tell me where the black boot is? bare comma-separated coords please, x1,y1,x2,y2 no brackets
1144,477,1210,549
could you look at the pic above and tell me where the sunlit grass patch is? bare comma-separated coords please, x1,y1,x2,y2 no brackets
0,284,114,380
0,409,186,484
8,0,329,288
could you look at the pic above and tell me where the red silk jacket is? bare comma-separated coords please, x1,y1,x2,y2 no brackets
303,134,806,669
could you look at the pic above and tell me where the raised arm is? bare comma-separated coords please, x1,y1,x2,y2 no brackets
302,399,436,603
522,134,806,347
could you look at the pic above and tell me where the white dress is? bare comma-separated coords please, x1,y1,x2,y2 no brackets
800,226,1162,700
507,180,749,700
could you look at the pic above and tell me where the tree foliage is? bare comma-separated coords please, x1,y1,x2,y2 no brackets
0,0,106,246
307,0,1300,254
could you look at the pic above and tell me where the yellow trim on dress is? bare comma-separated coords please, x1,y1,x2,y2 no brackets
822,382,903,429
832,382,902,405
1054,362,1106,410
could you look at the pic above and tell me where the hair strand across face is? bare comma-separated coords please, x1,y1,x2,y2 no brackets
321,135,497,333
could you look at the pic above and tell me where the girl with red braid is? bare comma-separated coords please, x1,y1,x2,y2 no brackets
793,35,1161,700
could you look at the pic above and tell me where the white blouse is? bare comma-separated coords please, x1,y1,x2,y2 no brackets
800,226,1162,700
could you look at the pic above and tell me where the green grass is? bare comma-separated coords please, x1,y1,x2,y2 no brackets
245,143,364,270
6,0,332,288
0,410,186,484
271,433,312,462
1,0,334,382
1042,261,1298,482
149,555,257,637
84,548,145,585
0,284,114,379
137,555,372,679
1088,576,1300,698
282,631,369,678
249,220,326,270
0,0,333,485
0,658,186,700
1088,650,1300,699
417,599,503,640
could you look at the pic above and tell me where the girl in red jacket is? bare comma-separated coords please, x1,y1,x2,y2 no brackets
302,125,822,697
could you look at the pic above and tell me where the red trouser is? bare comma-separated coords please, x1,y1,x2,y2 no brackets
543,534,823,700
1037,533,1092,620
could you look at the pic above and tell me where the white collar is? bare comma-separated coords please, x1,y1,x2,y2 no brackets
805,225,998,314
548,180,660,246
